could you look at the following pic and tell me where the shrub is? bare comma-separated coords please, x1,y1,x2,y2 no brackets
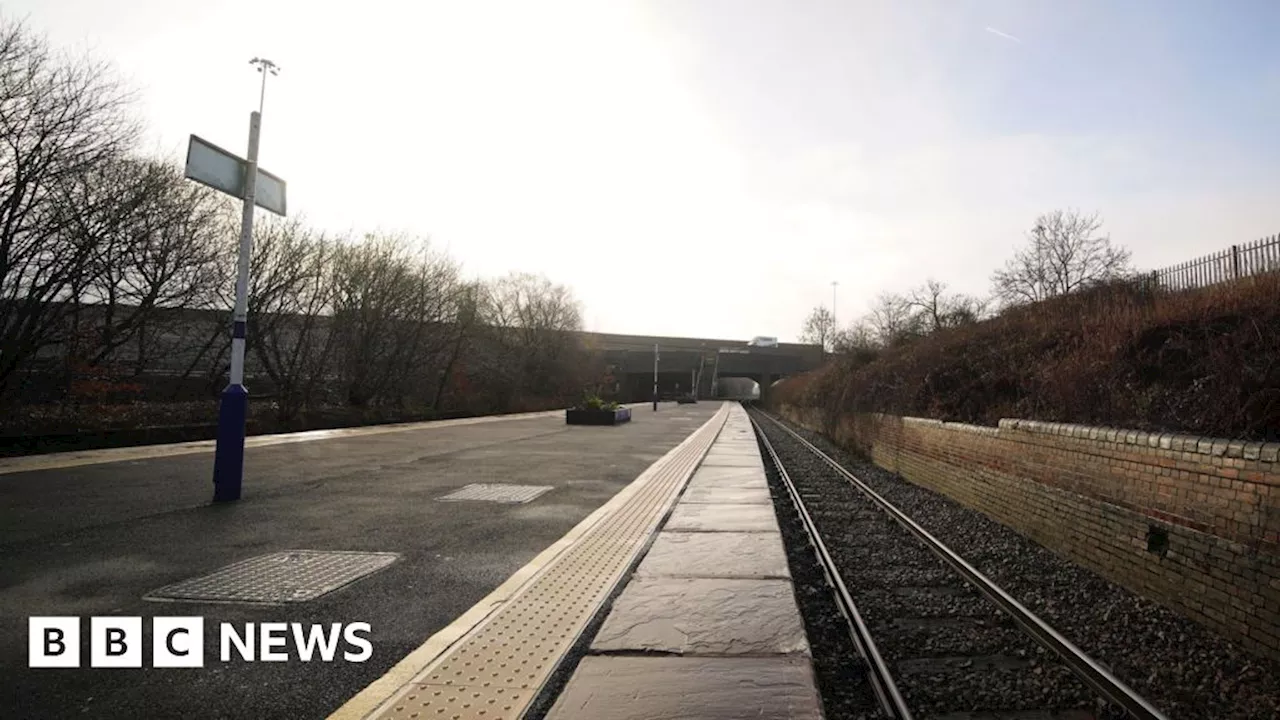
577,393,620,411
775,273,1280,440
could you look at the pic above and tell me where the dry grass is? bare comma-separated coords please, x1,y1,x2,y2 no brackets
777,273,1280,441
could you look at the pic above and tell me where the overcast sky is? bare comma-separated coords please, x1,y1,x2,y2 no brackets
9,0,1280,340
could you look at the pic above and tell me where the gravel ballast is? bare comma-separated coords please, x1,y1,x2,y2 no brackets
757,408,1280,720
753,410,1103,718
760,439,881,719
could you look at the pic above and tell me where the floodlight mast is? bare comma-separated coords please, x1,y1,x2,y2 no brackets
831,281,838,326
211,57,279,503
251,57,279,114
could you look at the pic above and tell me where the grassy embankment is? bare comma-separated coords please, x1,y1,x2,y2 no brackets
775,273,1280,441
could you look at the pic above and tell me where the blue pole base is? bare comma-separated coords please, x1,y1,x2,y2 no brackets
212,383,249,502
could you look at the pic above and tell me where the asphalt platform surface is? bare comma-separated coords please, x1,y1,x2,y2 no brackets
1,403,720,719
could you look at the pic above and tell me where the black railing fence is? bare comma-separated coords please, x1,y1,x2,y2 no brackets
1149,233,1280,291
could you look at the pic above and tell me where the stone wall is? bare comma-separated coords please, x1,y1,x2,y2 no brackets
778,405,1280,659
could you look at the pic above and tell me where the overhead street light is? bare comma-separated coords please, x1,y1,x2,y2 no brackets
831,280,838,327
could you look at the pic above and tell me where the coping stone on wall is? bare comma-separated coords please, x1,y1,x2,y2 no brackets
944,415,1275,466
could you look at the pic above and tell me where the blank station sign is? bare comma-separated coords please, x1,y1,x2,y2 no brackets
185,134,287,216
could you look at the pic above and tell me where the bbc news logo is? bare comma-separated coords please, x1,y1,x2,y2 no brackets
29,617,372,668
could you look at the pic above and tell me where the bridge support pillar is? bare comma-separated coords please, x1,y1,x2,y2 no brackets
758,373,774,406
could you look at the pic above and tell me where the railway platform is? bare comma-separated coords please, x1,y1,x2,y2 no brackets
4,396,1220,719
334,402,820,720
3,401,741,719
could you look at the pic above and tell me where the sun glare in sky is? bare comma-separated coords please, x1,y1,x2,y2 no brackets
8,0,1280,339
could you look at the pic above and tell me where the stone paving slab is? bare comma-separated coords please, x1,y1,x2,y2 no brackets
544,656,823,720
705,442,758,451
701,452,764,468
539,406,822,720
687,465,768,489
706,447,758,457
636,531,790,579
710,446,758,454
681,484,771,504
665,502,779,532
591,577,809,655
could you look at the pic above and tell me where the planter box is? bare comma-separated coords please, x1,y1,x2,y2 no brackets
566,407,632,426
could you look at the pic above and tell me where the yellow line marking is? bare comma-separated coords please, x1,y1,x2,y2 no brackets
328,402,729,720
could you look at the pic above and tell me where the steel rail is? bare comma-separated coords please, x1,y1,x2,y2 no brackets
750,414,912,720
754,409,1171,720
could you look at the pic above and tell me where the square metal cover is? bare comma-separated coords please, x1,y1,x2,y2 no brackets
437,483,554,504
145,550,399,604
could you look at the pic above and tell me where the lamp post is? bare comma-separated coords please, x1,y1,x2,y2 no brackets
710,350,720,398
211,57,279,503
652,344,659,411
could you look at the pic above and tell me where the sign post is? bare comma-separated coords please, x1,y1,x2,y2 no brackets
185,58,284,503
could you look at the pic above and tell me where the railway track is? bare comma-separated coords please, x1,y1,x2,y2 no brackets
748,408,1171,720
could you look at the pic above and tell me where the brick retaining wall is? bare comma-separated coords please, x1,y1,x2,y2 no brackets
778,405,1280,659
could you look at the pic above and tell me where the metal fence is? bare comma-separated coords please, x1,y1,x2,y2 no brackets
1151,233,1280,292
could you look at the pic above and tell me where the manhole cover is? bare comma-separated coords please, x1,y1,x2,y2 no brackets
145,550,399,604
437,483,554,504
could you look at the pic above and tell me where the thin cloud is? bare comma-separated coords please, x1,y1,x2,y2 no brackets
985,26,1023,44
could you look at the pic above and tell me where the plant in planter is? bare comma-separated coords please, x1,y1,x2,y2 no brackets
566,393,631,425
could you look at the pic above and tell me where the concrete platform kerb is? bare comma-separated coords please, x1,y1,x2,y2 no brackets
331,403,732,720
546,404,823,720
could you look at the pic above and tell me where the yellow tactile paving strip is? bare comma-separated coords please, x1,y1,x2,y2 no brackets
338,403,730,720
0,407,599,476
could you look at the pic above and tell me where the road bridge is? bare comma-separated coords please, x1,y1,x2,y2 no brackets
579,332,823,403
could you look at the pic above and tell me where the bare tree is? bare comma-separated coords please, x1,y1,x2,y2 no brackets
866,292,925,346
330,233,461,409
56,156,227,377
480,272,585,409
991,209,1132,306
432,280,484,412
246,218,342,420
799,305,836,353
831,319,879,355
905,278,989,332
0,19,138,401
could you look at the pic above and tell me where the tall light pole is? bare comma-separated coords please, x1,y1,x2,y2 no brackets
710,350,720,398
652,344,659,411
211,57,279,503
831,281,838,327
253,57,278,114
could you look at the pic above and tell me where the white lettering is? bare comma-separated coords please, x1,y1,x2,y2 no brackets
154,617,204,668
291,623,341,662
90,617,142,668
343,622,372,662
220,623,254,662
259,622,288,662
